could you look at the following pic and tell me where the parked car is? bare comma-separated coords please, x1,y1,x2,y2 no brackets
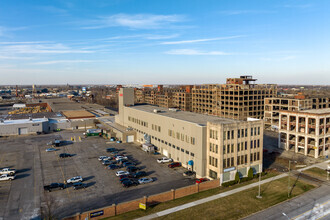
0,168,16,175
123,162,135,167
119,174,133,180
196,178,209,184
157,157,173,163
122,179,138,187
59,153,72,158
44,183,65,192
119,177,133,183
138,177,154,184
98,156,108,161
107,164,120,170
109,151,119,155
117,140,122,143
116,156,128,161
0,174,15,181
66,176,83,184
116,171,130,176
46,148,58,152
126,166,139,173
133,171,147,178
183,171,196,176
102,160,113,165
73,182,86,190
168,162,181,168
106,148,117,152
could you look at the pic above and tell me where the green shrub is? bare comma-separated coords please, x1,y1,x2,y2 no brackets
247,168,254,180
222,180,236,187
235,172,240,183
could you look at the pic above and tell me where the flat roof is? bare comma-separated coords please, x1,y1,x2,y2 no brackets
128,104,241,125
301,108,330,114
1,118,48,125
62,110,96,119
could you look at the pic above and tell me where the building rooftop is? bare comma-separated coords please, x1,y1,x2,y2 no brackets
301,108,330,114
2,112,63,120
0,118,48,125
129,104,242,126
62,110,96,119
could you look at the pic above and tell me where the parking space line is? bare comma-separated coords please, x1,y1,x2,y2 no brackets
0,153,5,167
54,151,71,198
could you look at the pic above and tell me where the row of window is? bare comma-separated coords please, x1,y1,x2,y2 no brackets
168,129,196,145
209,156,218,167
223,139,260,154
210,143,218,153
128,116,148,127
151,124,161,132
210,129,218,140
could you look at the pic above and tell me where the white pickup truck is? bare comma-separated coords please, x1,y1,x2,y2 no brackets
0,168,16,175
157,157,173,163
0,174,15,181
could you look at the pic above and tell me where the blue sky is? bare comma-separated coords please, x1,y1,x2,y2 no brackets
0,0,329,85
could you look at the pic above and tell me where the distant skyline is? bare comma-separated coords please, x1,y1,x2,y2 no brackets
0,0,329,85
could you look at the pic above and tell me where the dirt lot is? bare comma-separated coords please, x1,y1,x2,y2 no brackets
0,130,195,219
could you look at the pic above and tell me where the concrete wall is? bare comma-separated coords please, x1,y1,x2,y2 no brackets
64,179,220,220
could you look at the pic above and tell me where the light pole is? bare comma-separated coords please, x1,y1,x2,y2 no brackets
288,160,297,197
256,170,262,199
282,212,289,220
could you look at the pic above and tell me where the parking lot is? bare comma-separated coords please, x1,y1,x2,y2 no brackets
0,130,195,219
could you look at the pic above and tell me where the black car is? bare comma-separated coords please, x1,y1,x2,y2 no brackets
59,153,72,158
122,179,138,188
183,171,196,176
73,182,86,190
119,177,133,183
133,171,147,178
126,166,139,173
44,183,65,192
106,148,117,153
108,164,120,170
123,162,135,167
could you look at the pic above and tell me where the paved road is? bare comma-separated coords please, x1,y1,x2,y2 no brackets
243,184,330,220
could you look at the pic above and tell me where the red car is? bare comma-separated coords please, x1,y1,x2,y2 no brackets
196,178,209,184
168,162,181,168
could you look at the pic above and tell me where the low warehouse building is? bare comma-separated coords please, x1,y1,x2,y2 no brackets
0,118,49,135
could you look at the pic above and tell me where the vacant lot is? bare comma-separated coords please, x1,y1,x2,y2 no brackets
302,167,328,180
0,130,195,219
155,177,315,220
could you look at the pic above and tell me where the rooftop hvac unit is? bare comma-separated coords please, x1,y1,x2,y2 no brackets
168,108,178,112
153,109,161,113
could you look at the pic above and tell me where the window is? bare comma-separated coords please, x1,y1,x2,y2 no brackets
251,141,253,149
223,159,226,168
254,152,257,161
176,146,180,150
210,143,212,151
237,143,240,152
228,131,231,140
245,129,248,137
238,129,240,138
254,140,256,149
237,156,240,165
254,127,257,136
251,128,253,136
245,155,247,163
231,144,234,153
215,159,218,168
227,144,230,153
191,153,194,157
250,153,253,162
216,145,218,154
209,170,217,179
241,129,244,137
227,158,230,167
258,127,260,135
241,142,244,151
223,145,226,154
257,152,260,160
181,148,184,152
165,141,168,145
191,137,196,145
257,140,260,148
186,150,189,154
223,131,226,140
209,156,212,165
245,141,247,150
231,157,234,166
231,130,234,139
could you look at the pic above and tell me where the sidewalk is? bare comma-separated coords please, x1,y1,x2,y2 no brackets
135,159,330,220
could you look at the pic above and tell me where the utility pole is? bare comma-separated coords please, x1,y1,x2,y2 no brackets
288,160,291,198
256,171,262,199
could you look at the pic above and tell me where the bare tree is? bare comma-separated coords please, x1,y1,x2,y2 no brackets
40,193,59,220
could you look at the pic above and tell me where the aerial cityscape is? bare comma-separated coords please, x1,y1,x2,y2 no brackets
0,1,329,220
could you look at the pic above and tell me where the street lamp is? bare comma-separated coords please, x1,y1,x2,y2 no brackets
282,212,290,220
288,160,297,197
256,170,262,199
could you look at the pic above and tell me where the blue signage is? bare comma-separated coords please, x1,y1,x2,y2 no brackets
90,210,104,218
188,160,194,166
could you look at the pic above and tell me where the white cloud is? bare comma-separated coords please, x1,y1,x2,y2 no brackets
32,60,93,65
260,56,296,61
81,13,186,29
219,10,275,15
165,49,230,55
161,36,243,45
0,43,93,54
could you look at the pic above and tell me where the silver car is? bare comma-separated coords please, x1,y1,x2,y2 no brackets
66,176,83,184
138,177,153,184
